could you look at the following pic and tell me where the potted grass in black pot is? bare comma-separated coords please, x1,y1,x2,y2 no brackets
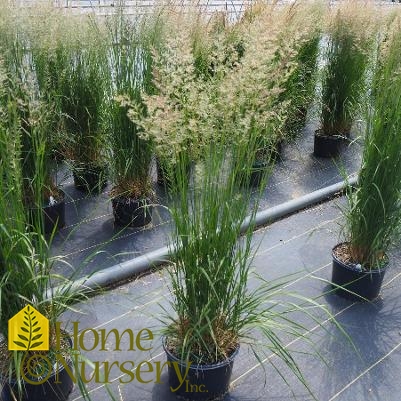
161,122,344,401
220,2,323,188
9,89,66,235
59,19,108,194
106,9,165,227
0,15,65,235
282,25,321,139
0,76,92,401
315,3,376,158
127,18,207,193
29,8,75,165
24,5,69,167
331,20,401,301
265,2,324,142
132,22,348,401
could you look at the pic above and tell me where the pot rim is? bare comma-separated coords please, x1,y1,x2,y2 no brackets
111,194,152,203
72,161,107,171
42,188,66,209
314,129,345,140
27,189,65,211
251,160,270,168
332,242,388,274
162,336,240,371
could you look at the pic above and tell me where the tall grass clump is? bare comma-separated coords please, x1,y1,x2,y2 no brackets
3,77,57,232
106,4,165,200
129,9,244,187
57,16,109,191
319,1,377,137
0,61,92,400
281,2,324,137
0,4,62,233
342,17,401,268
28,5,76,162
130,12,348,397
128,11,214,188
218,3,322,171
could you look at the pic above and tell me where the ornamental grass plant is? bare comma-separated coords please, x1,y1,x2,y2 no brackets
284,33,320,138
55,16,109,188
131,8,350,396
106,4,165,200
281,3,323,137
0,4,62,230
2,77,58,227
129,8,243,187
215,5,293,167
319,1,378,137
341,16,401,269
10,6,110,190
0,63,91,400
28,4,77,162
216,2,323,169
128,12,214,186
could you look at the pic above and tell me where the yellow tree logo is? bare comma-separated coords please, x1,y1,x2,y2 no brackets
8,305,49,351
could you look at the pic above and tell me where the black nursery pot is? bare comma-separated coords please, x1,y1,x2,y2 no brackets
1,338,74,401
163,339,239,401
313,130,345,158
249,160,269,187
73,164,107,193
237,160,270,188
1,364,73,401
331,243,388,301
112,196,152,227
28,191,65,235
42,190,66,235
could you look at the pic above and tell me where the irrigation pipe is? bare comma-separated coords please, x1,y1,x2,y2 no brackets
54,175,357,296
